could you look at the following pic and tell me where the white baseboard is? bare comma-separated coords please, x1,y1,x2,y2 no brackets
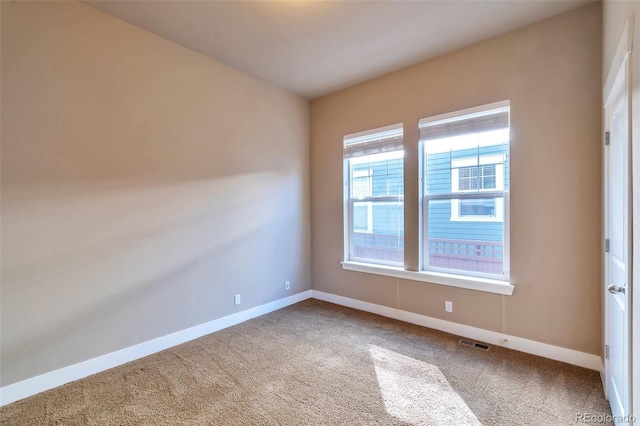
0,290,312,407
1,288,604,407
311,290,603,372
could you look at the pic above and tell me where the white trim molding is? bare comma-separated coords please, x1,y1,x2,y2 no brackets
312,290,602,372
1,288,603,407
604,14,634,102
341,261,514,295
0,290,312,407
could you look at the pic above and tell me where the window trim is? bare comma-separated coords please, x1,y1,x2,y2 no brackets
418,100,510,282
341,261,514,296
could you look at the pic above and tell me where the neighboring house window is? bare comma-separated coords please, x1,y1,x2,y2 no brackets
352,170,373,233
450,154,505,222
419,101,510,279
344,124,404,266
352,169,373,198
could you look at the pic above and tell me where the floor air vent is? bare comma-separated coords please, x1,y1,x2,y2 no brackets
458,338,490,351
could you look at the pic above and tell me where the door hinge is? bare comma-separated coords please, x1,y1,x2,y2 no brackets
605,239,610,253
605,131,610,146
605,344,609,360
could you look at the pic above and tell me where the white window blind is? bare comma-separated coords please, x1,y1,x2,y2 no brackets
344,124,404,159
419,105,509,142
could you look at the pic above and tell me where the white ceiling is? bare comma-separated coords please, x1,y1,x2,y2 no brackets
84,0,592,99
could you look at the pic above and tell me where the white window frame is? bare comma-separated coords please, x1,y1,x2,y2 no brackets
343,124,404,267
418,100,510,282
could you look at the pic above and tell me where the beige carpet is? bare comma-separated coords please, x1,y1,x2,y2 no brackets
0,299,612,425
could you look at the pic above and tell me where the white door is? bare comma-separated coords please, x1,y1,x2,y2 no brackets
604,52,631,425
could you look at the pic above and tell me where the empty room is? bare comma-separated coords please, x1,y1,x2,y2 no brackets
1,0,638,425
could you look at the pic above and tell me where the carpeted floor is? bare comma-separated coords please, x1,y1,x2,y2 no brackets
0,299,612,425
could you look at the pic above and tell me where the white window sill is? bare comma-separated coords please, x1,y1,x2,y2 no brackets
340,261,514,296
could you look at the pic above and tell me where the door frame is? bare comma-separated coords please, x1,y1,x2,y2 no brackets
603,15,634,420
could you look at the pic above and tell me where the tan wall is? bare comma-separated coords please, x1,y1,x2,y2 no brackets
603,0,638,75
310,3,603,354
603,0,640,414
0,1,310,386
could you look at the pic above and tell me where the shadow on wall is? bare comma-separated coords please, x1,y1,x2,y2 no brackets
0,172,303,386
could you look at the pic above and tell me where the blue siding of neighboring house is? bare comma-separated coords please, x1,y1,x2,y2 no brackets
372,203,403,235
426,145,508,243
351,143,508,243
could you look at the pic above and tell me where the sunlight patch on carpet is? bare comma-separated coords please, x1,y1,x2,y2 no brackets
369,345,481,425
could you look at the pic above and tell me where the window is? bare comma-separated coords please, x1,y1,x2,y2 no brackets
352,169,373,233
352,169,373,198
419,101,509,279
450,154,505,222
344,124,404,266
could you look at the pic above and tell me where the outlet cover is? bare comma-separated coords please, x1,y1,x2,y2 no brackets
445,301,453,312
285,281,291,291
234,294,241,305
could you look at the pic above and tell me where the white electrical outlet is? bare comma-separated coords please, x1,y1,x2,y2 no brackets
234,294,241,305
285,281,291,291
445,301,453,313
